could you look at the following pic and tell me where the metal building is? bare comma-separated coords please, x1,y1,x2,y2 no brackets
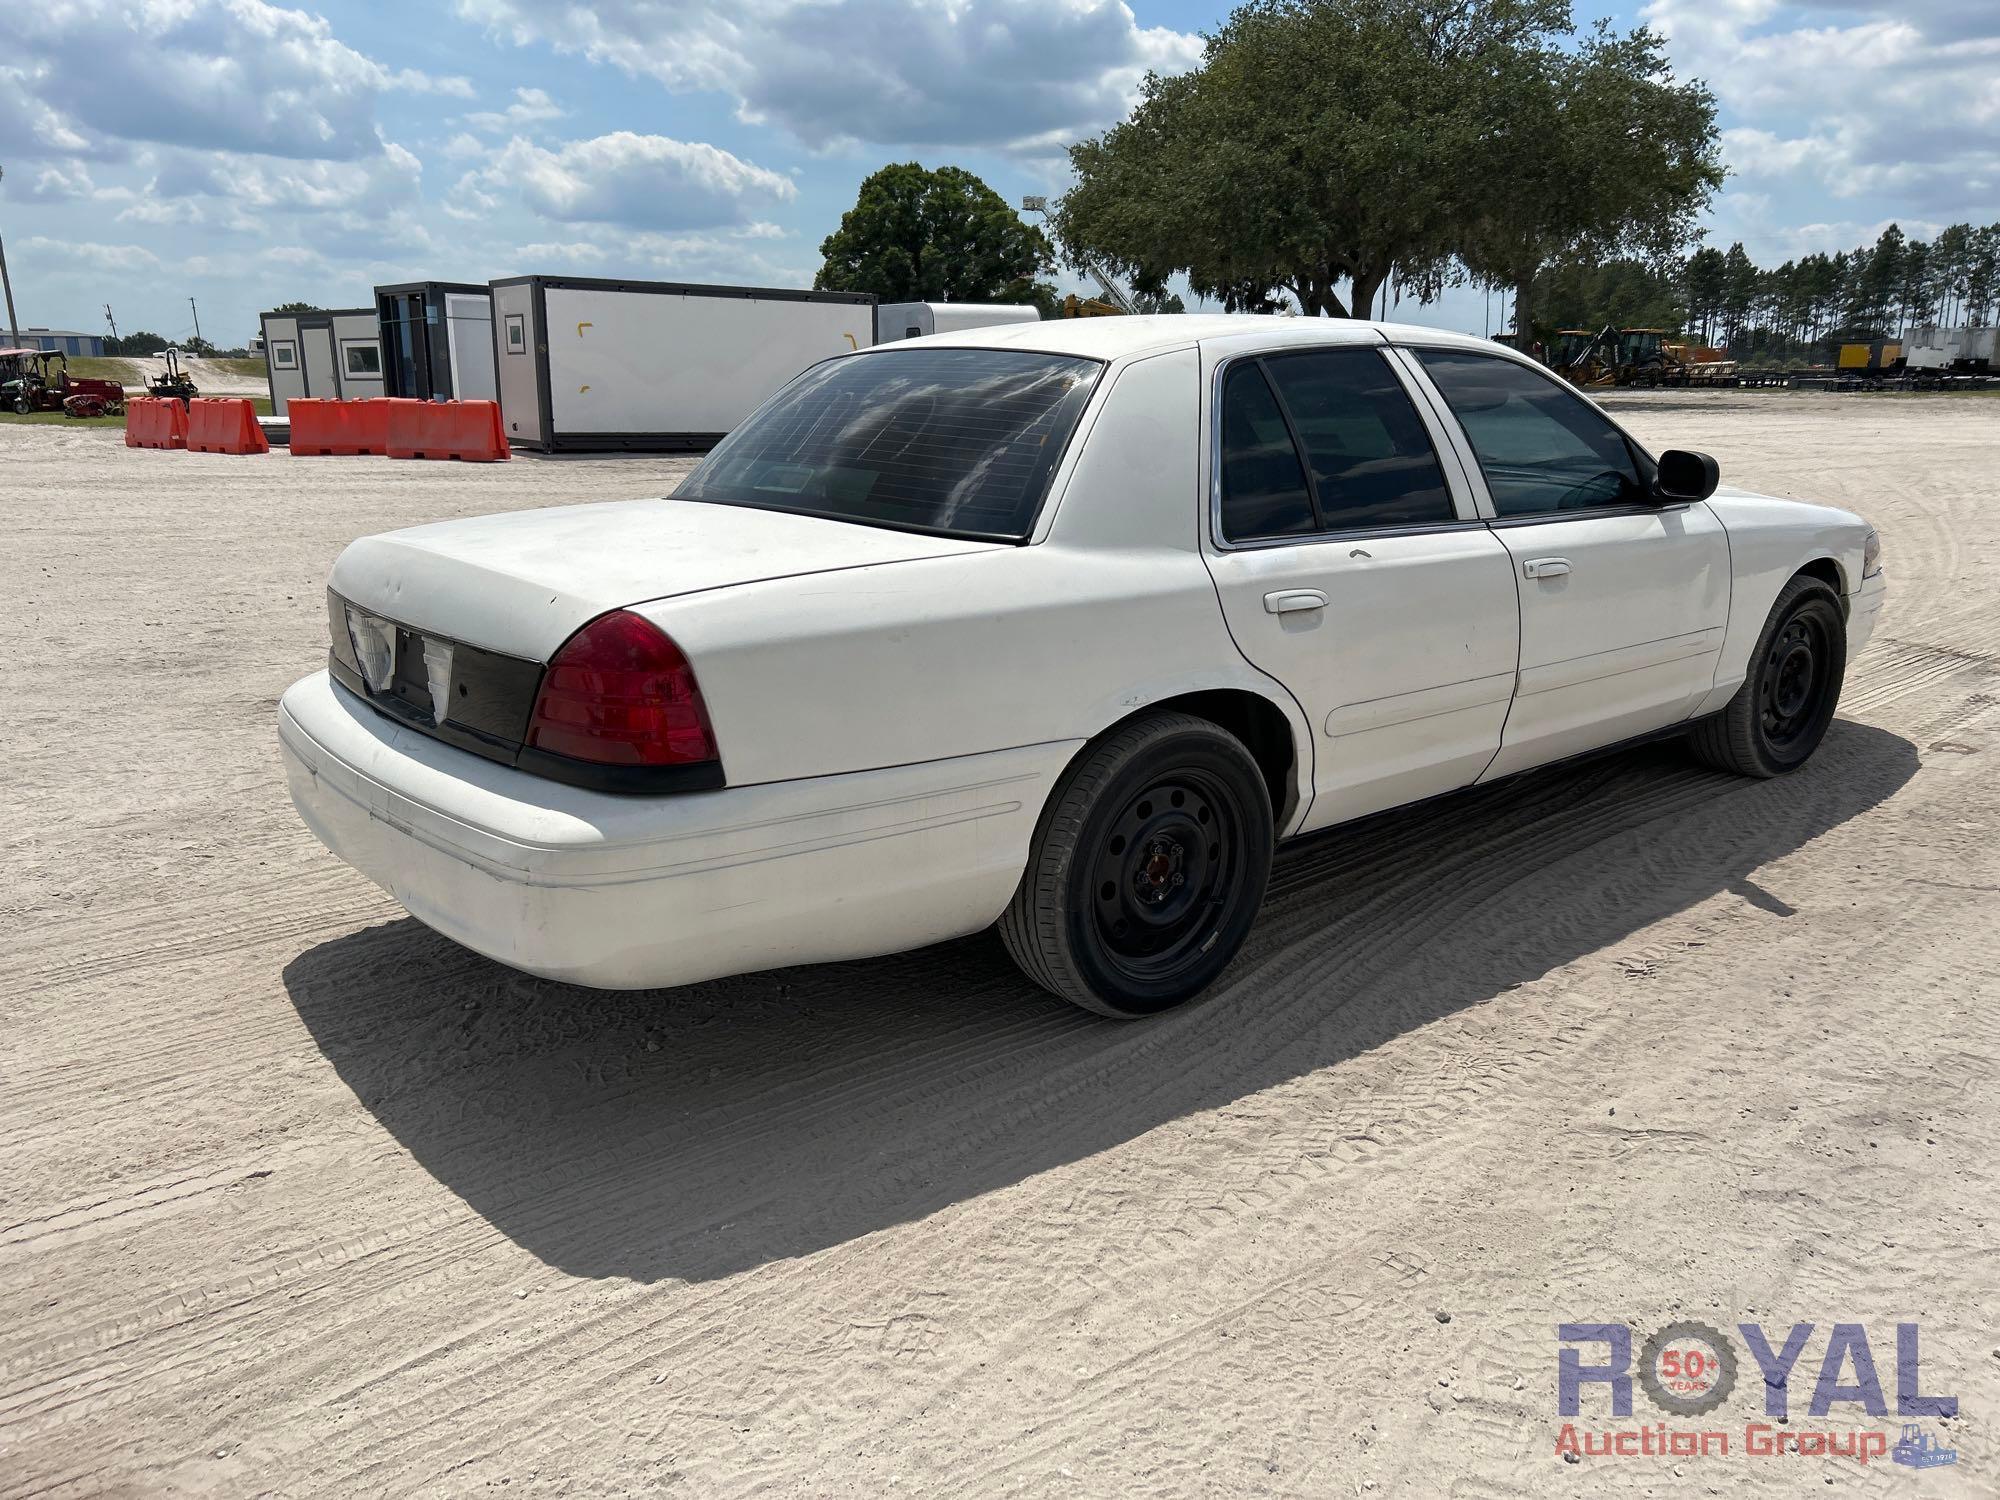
15,327,106,357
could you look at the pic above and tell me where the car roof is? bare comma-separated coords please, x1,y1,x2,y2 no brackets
865,313,1505,362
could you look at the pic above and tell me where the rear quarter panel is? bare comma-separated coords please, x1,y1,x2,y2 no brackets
635,347,1314,810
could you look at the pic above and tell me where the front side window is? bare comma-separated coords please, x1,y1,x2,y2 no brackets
677,347,1101,542
1417,350,1651,518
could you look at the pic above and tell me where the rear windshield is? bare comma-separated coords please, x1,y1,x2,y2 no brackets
674,347,1103,542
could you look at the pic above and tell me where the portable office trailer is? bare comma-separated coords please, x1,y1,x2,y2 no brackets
375,282,497,402
490,276,876,451
260,308,382,414
873,302,1041,342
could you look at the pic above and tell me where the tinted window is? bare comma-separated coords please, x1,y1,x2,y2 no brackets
677,348,1101,541
1418,350,1650,518
1218,362,1315,541
1262,349,1454,529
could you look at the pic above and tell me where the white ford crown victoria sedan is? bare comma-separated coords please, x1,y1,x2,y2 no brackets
279,316,1886,1017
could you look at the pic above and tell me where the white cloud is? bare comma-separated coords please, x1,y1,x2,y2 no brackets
19,235,163,274
456,0,1201,154
3,0,469,161
13,163,98,202
450,131,796,232
462,87,566,135
1647,0,2000,223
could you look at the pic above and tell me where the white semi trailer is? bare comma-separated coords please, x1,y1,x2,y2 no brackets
489,276,876,452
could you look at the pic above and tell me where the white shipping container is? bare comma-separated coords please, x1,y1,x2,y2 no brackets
489,277,876,451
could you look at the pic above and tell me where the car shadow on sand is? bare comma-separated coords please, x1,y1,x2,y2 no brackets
284,719,1917,1283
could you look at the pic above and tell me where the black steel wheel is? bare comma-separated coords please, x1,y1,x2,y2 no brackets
1000,711,1274,1018
1690,573,1846,777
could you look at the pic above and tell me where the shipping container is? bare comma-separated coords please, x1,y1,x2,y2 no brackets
490,276,876,452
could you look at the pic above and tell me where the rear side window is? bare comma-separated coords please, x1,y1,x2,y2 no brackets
1261,349,1455,529
676,348,1101,542
1417,350,1650,518
1218,363,1316,541
1219,347,1456,542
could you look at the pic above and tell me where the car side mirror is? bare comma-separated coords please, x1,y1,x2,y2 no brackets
1655,449,1719,503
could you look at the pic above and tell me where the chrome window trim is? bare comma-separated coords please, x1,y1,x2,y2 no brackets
1205,343,1487,554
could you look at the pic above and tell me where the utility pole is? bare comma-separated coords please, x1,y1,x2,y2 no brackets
188,297,202,347
104,304,119,345
0,164,20,347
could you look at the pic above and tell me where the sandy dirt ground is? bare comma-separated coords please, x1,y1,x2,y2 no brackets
3,394,1997,1497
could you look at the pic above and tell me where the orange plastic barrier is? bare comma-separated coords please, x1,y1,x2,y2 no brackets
186,398,270,455
386,399,511,463
123,397,188,450
287,398,391,456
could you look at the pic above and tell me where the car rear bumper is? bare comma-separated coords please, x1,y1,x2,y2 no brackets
278,671,1072,990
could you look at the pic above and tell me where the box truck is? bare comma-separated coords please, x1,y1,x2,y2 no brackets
489,276,876,452
375,282,498,402
873,302,1041,342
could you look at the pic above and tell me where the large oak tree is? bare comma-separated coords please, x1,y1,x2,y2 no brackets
1057,0,1721,329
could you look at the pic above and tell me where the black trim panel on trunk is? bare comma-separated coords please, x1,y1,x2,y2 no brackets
326,589,728,796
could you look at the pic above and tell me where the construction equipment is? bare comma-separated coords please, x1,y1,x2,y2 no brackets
145,348,199,406
0,347,126,417
1662,339,1739,384
1545,326,1742,388
1058,293,1126,319
1547,325,1626,386
1836,340,1902,379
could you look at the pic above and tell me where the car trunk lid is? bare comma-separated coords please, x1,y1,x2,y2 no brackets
329,496,1001,662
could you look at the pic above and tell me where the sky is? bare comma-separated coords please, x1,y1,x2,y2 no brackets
1,0,1995,349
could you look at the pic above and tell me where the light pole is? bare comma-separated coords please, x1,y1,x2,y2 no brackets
0,164,21,346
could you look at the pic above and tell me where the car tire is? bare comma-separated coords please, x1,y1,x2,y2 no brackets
1689,573,1846,778
999,711,1274,1018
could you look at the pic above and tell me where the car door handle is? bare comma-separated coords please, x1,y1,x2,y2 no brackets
1264,589,1328,614
1522,557,1571,579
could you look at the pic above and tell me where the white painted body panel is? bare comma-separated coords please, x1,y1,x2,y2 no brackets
1480,504,1730,780
1207,529,1520,829
1691,487,1875,716
329,499,997,664
285,315,1885,992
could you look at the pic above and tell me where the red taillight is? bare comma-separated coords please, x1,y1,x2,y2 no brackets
526,611,719,768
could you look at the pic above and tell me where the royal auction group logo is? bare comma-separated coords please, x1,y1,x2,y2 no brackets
1556,1321,1959,1469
